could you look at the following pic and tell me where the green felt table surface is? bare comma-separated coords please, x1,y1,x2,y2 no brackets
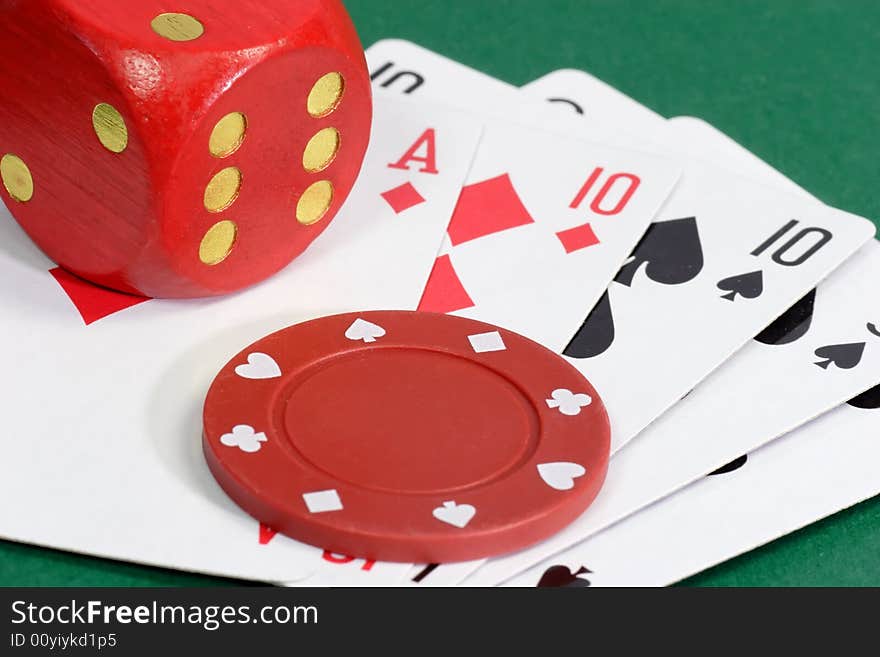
2,0,879,587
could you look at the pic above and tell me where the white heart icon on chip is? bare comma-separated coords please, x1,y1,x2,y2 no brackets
345,318,387,343
234,352,282,380
537,462,586,490
432,501,476,528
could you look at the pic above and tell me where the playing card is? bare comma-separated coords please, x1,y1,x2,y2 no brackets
418,123,682,350
367,44,684,446
360,52,875,586
483,236,880,586
0,96,482,583
521,70,805,195
504,388,880,587
281,549,413,588
366,39,645,147
519,68,665,136
367,39,522,117
289,55,687,587
414,57,876,457
498,115,880,588
443,101,879,586
662,117,810,197
366,42,684,351
409,69,876,586
560,157,877,452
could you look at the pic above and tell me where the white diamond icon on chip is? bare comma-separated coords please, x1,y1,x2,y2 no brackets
468,331,507,353
302,489,344,514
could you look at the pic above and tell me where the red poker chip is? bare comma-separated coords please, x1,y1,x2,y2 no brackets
203,311,611,563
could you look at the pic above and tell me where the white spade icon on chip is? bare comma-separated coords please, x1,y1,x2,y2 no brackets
433,501,476,528
345,318,386,343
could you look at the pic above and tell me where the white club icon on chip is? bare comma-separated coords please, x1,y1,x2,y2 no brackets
468,330,507,353
220,425,267,453
303,489,344,514
546,388,592,416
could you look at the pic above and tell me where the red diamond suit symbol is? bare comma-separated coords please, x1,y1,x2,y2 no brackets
50,267,150,325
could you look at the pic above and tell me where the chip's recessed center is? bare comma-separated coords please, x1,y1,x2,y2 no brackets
282,349,538,495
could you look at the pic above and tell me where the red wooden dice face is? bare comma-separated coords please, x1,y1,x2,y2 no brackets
0,0,371,298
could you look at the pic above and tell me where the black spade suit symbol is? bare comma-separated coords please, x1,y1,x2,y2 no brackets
537,565,593,588
847,384,880,409
717,270,764,302
615,217,704,287
564,291,615,359
755,289,816,345
708,454,748,476
814,342,866,370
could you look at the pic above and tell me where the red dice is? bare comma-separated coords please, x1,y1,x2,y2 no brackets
0,1,371,297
